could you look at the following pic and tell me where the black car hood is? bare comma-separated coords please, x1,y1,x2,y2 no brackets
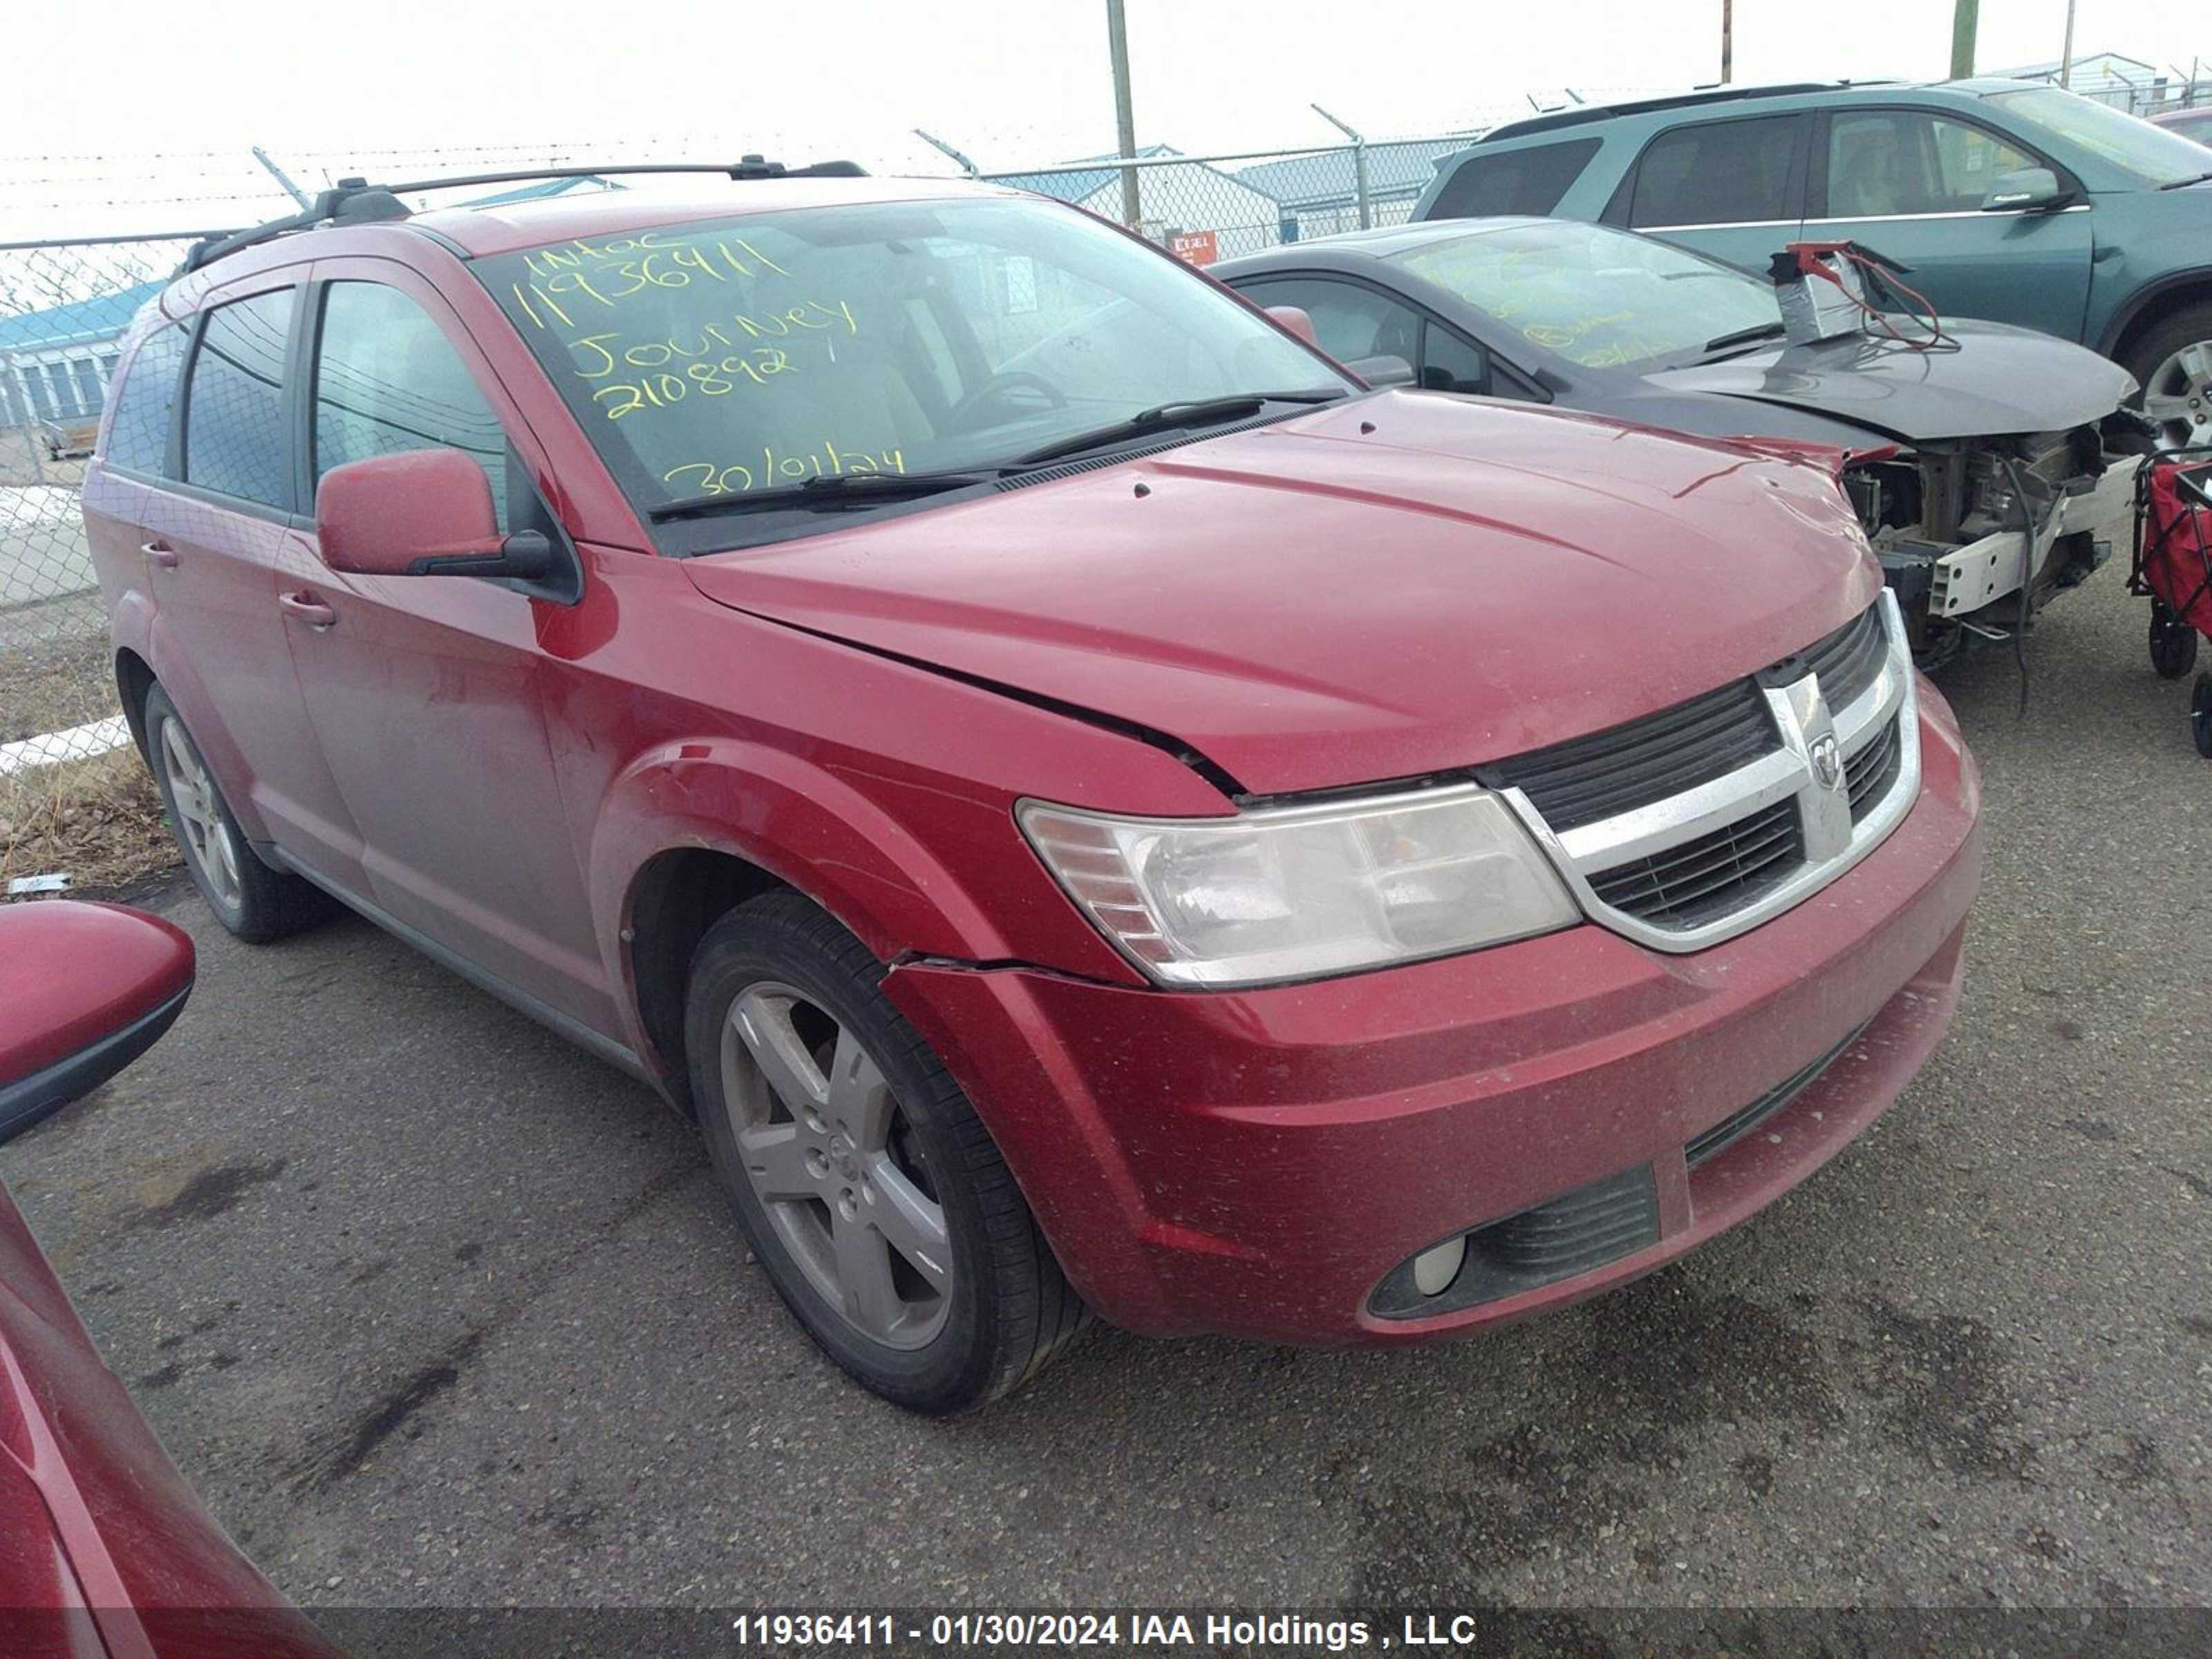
1635,319,2135,444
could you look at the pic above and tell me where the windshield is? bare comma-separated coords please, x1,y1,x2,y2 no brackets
476,196,1345,528
1986,86,2212,185
1391,220,1781,370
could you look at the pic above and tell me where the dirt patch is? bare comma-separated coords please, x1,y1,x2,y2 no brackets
0,744,179,892
130,1156,290,1228
289,1329,485,1495
1,630,115,744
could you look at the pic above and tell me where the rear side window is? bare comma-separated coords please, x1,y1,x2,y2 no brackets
1629,115,1805,227
1232,277,1423,365
183,289,295,509
104,322,188,476
1428,140,1601,219
312,282,512,525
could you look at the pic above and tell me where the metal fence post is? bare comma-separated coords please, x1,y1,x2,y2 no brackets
1311,106,1371,230
914,130,980,178
1,347,48,485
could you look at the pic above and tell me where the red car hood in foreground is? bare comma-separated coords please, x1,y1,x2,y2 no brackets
1,902,332,1658
1,1185,327,1658
685,391,1884,794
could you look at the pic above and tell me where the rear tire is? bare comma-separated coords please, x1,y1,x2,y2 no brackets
2193,673,2212,760
141,684,332,943
686,890,1088,1412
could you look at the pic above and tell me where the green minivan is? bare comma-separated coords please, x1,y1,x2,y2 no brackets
1416,79,2212,449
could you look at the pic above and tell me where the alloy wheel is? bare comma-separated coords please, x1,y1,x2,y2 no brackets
159,718,243,913
720,981,951,1349
2142,338,2212,451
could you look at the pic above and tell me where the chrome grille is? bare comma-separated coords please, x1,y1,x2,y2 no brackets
1490,679,1776,833
1587,796,1802,928
1846,715,1902,822
1802,605,1888,714
1499,593,1922,953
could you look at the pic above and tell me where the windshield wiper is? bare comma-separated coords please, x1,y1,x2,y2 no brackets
648,468,1002,523
1701,321,1790,356
2159,169,2212,189
1015,389,1345,467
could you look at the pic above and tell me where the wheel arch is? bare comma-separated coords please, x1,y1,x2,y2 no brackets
594,737,1022,1112
622,846,787,1115
114,646,156,765
122,614,274,843
2100,270,2212,364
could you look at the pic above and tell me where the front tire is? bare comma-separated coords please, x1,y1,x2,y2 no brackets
2126,300,2212,453
141,684,331,943
686,890,1088,1412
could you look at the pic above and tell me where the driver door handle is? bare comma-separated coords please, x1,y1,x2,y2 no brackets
277,591,337,630
142,541,178,568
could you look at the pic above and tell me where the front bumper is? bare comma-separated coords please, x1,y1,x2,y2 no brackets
884,688,1983,1345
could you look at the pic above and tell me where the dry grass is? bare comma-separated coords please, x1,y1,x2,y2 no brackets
1,630,116,745
0,744,180,894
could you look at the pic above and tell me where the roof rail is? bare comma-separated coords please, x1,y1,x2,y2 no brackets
1477,81,1900,143
178,156,869,274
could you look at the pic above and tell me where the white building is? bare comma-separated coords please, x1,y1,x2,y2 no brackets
988,144,1286,263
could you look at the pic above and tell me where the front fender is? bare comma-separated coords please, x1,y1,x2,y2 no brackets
588,736,1025,1065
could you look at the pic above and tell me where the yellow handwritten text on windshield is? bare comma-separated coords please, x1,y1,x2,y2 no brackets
664,442,908,497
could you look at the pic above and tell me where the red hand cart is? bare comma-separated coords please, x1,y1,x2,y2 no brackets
2130,449,2212,758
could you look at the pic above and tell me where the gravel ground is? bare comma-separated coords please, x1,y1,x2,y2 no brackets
1,568,2205,1633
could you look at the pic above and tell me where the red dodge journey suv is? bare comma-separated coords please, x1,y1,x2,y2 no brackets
83,162,1983,1410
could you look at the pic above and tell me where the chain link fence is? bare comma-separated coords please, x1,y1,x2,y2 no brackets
2055,72,2211,118
979,136,1475,266
1,234,209,775
8,75,2199,771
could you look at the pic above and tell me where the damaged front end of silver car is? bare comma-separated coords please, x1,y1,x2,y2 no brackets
1841,414,2151,670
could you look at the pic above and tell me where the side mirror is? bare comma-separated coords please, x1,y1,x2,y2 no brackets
1981,167,2072,213
1344,353,1416,388
1264,304,1320,348
0,902,194,1144
316,449,554,583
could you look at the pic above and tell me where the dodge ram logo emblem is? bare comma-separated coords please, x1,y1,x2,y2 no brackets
1808,732,1844,793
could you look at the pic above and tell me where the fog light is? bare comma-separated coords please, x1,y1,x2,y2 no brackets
1410,1235,1467,1297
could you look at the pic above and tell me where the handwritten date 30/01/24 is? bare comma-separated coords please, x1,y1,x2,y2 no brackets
662,442,908,499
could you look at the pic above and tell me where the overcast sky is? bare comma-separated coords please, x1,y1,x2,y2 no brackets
1,0,2202,237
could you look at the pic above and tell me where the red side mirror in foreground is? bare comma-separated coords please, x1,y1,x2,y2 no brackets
0,900,193,1145
0,901,337,1656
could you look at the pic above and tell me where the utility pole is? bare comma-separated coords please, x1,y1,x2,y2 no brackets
2059,0,2077,88
1949,0,1978,81
1106,0,1141,229
252,146,312,209
1720,0,1732,85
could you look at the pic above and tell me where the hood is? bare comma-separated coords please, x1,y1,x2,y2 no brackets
683,392,1882,796
1637,319,2135,444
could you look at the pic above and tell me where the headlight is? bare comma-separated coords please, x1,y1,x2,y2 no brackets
1018,785,1579,988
